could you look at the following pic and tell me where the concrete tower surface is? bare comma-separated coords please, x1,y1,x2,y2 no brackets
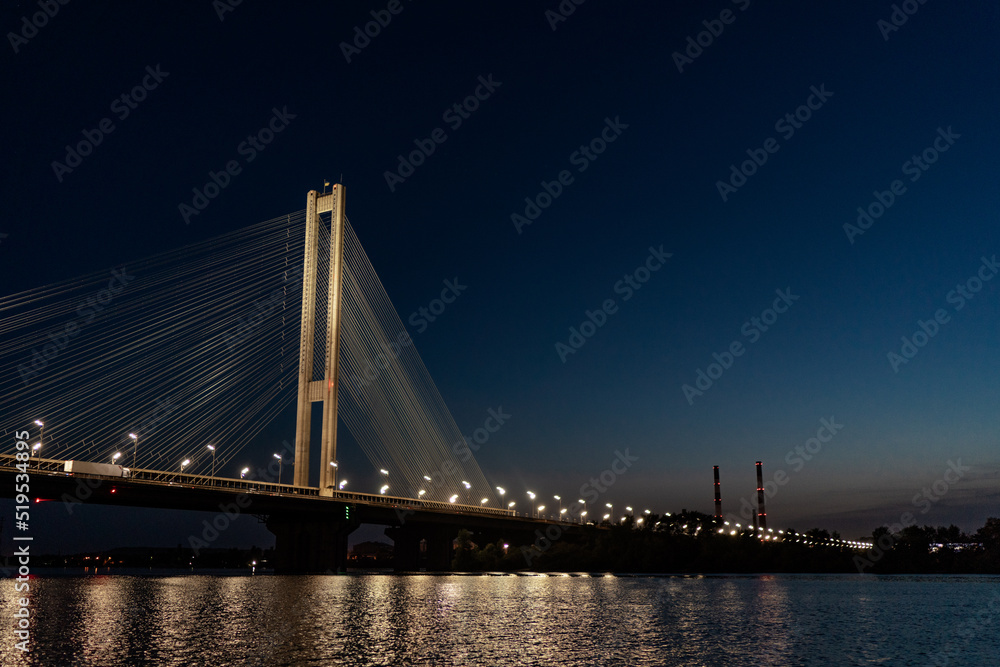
293,186,346,495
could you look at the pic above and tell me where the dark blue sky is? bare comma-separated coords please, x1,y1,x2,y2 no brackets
2,1,998,551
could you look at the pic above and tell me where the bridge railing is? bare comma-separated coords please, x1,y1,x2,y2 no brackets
0,455,516,517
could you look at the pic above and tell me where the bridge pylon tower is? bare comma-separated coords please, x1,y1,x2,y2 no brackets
293,185,346,496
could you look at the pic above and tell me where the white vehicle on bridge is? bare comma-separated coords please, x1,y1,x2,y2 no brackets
64,460,131,478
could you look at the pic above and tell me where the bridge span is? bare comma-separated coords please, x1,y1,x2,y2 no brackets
0,455,586,572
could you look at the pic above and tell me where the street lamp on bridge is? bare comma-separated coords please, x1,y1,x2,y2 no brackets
34,420,43,455
206,445,216,477
339,480,348,490
240,467,249,479
537,505,546,519
527,491,536,517
507,501,516,514
380,484,389,495
129,433,138,469
553,495,561,515
180,459,190,473
112,452,122,464
273,453,283,487
461,480,471,503
329,461,338,488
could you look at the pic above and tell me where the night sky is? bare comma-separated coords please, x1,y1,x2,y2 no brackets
2,1,998,553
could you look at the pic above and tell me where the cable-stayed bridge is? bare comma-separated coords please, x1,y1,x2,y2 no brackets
0,185,554,571
0,186,870,571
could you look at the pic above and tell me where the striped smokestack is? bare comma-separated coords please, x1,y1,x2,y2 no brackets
713,465,722,519
755,460,767,531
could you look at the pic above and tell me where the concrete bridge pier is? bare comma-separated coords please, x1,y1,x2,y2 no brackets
266,511,358,573
386,523,457,571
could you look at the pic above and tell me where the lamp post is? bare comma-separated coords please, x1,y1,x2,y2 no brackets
206,445,216,477
560,508,567,521
537,504,546,519
240,467,249,479
418,489,426,498
180,459,190,473
339,479,348,491
31,442,41,461
461,480,471,503
34,420,43,456
527,491,536,517
380,484,389,495
554,495,562,515
579,499,587,524
273,454,282,487
580,510,588,524
480,497,488,507
507,500,516,515
449,494,458,504
605,502,613,523
112,452,122,464
330,461,338,489
129,433,138,469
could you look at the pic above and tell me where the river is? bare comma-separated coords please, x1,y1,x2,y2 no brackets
1,572,997,666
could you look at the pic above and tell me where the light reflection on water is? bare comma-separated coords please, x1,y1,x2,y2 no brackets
1,573,997,666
